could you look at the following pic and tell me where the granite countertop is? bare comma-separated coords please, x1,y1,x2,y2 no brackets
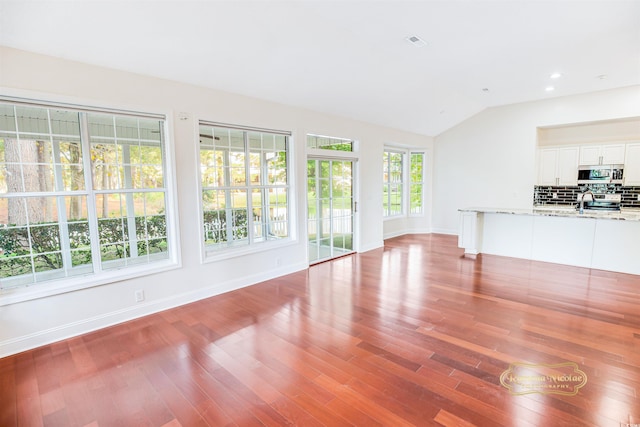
459,206,640,221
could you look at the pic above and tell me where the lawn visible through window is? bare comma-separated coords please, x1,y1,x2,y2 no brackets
199,123,290,252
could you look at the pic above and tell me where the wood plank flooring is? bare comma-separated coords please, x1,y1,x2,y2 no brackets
1,234,639,426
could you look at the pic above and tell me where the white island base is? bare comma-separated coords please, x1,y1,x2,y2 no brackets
458,208,640,275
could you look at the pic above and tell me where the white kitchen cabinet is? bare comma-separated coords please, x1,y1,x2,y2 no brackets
579,143,626,165
458,211,482,256
624,143,640,186
579,146,601,165
537,146,579,186
538,149,558,185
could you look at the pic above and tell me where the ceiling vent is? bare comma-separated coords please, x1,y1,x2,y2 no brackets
406,35,427,47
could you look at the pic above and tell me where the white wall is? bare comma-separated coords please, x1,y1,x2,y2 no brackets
0,46,433,356
384,213,432,239
432,86,640,234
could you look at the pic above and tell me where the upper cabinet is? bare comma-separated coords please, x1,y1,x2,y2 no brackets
624,143,640,186
537,146,579,186
579,144,626,165
537,117,640,186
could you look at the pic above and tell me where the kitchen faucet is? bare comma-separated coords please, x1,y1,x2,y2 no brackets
579,189,594,214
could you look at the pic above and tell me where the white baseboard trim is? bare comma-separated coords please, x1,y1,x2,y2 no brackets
383,230,406,240
0,262,308,358
359,240,384,253
430,228,458,235
404,228,431,235
383,228,432,240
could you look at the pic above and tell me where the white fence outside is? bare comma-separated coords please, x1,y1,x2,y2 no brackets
203,207,289,241
308,209,353,235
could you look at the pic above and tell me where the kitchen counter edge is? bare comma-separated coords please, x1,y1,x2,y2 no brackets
458,206,640,221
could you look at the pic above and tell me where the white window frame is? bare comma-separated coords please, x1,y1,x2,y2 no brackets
383,147,425,219
306,133,357,153
197,121,294,262
0,96,181,306
409,151,426,215
383,148,405,218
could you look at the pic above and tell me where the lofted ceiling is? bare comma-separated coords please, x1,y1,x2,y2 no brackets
1,0,639,136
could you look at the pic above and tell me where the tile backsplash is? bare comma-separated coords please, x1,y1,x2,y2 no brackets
534,184,640,208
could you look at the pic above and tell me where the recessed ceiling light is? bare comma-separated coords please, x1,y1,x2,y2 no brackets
550,72,563,79
405,35,427,47
545,86,555,92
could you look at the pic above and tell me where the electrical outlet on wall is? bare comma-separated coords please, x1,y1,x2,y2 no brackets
134,290,144,303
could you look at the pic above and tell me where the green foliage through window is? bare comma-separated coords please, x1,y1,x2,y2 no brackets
410,153,424,214
383,150,404,217
0,215,167,280
382,150,425,217
0,101,171,290
199,123,290,251
307,134,353,152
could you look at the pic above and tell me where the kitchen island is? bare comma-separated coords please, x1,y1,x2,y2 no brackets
458,206,640,275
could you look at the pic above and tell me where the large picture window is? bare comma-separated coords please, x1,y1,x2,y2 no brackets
0,101,172,292
199,123,289,253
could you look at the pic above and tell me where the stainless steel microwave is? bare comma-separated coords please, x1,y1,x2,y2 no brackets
577,164,624,184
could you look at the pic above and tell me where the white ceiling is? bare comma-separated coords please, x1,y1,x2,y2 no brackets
1,0,639,136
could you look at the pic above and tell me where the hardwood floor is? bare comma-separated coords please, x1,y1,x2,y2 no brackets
2,234,639,426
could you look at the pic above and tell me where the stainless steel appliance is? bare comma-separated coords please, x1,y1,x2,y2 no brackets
577,164,624,184
576,193,621,211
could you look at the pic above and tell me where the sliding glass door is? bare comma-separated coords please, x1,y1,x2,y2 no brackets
307,159,355,264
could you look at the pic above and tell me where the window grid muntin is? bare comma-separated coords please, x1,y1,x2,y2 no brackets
307,134,354,152
383,150,404,217
410,152,425,215
0,101,170,289
199,123,290,251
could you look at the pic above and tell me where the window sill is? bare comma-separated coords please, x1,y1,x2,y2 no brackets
202,238,297,263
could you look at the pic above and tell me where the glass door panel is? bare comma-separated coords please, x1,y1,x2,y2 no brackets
308,158,355,264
